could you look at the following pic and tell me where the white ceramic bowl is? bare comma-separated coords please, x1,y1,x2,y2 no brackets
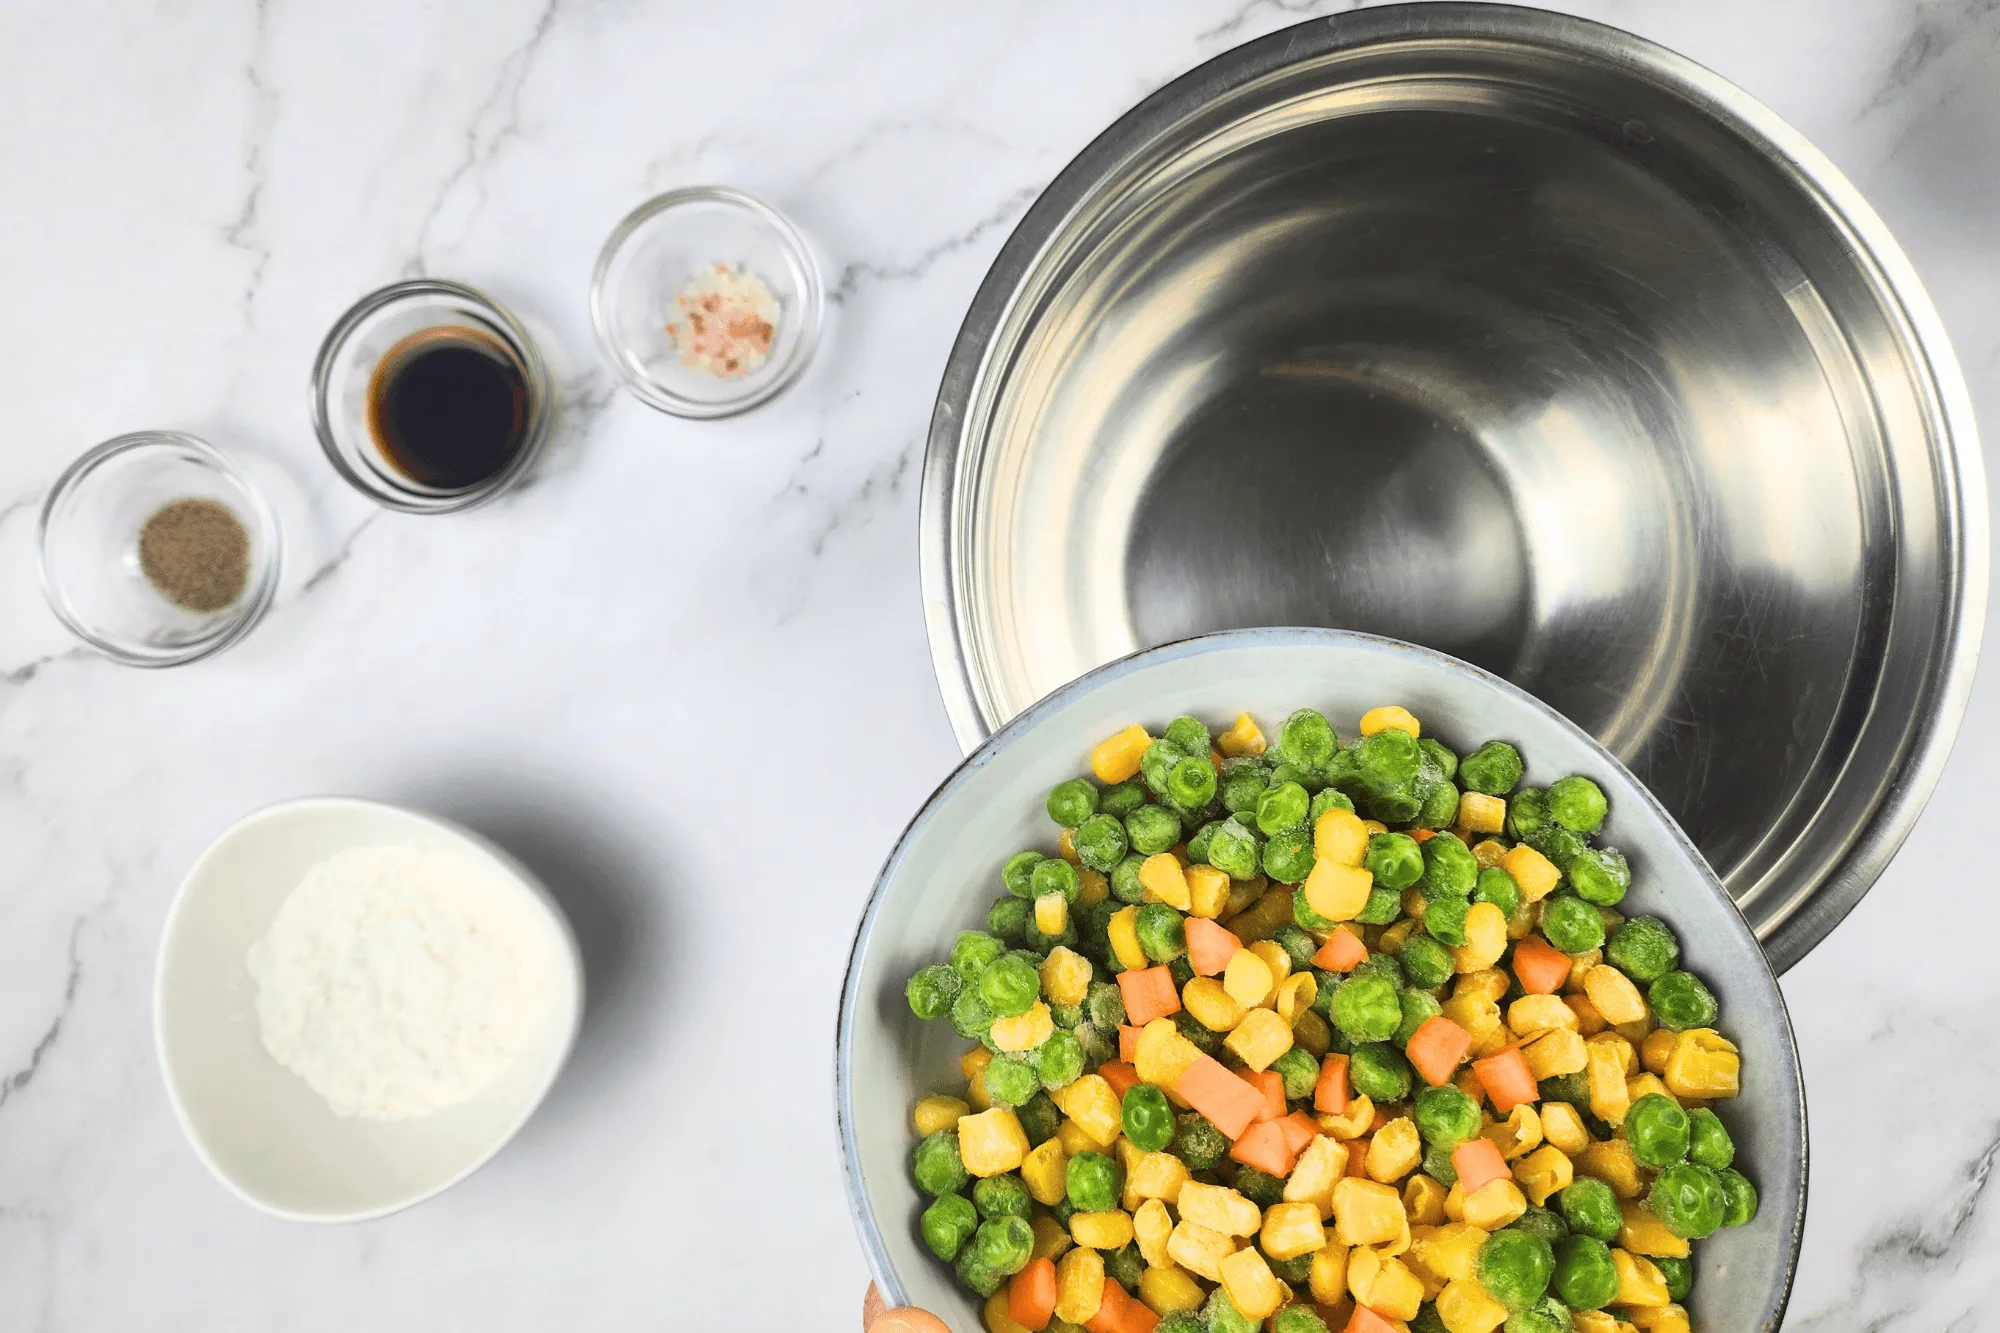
156,797,584,1222
838,628,1805,1330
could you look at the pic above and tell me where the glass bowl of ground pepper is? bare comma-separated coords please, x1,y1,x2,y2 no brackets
38,431,281,667
591,186,824,418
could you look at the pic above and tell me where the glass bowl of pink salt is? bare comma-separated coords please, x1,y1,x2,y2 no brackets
590,186,824,419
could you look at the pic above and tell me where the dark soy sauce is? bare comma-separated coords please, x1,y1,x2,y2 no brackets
367,327,529,490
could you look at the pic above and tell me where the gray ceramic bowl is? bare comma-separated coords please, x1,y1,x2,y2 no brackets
839,628,1804,1329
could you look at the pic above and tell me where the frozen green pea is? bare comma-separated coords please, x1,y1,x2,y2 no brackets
1513,1205,1569,1247
969,1214,1034,1277
1478,1227,1554,1310
1415,779,1462,831
1104,1242,1146,1289
1293,886,1335,931
1173,1113,1229,1170
1274,1307,1330,1333
1166,756,1217,810
906,963,963,1020
1550,1234,1618,1310
1559,1178,1622,1242
1526,823,1585,871
1125,804,1182,857
1310,788,1356,821
1220,760,1270,816
1066,1151,1123,1212
1156,1315,1205,1333
1075,1023,1117,1070
1110,853,1149,905
1353,952,1405,987
973,1173,1033,1221
1050,1003,1082,1030
1459,741,1523,796
1655,1256,1693,1302
1271,1047,1321,1100
984,1054,1039,1107
1400,934,1456,989
1332,973,1403,1043
1607,916,1680,983
1395,989,1443,1046
1649,970,1719,1031
1047,779,1099,828
1037,1030,1085,1089
1504,1301,1572,1333
1174,1009,1221,1054
1263,827,1316,884
1649,1162,1726,1239
1136,903,1187,962
1203,1289,1258,1333
1003,851,1046,900
1349,1041,1413,1102
1280,709,1338,769
950,930,1005,980
1085,980,1126,1029
1354,884,1404,925
1187,819,1225,865
1207,818,1262,880
978,952,1042,1018
1073,813,1129,872
1122,1083,1176,1152
1718,1168,1758,1227
1547,775,1607,833
1367,832,1426,890
1541,894,1606,955
1031,857,1081,905
1425,895,1471,947
1507,788,1550,840
1140,737,1188,797
1687,1107,1735,1169
1474,866,1522,917
1256,781,1311,835
950,986,994,1042
912,1130,968,1196
954,1250,1003,1297
1165,715,1212,756
1423,1142,1458,1186
921,1191,978,1261
1233,1166,1285,1208
1414,1084,1482,1148
1567,847,1629,906
988,896,1030,944
1625,1094,1690,1168
1272,925,1320,973
1100,780,1147,819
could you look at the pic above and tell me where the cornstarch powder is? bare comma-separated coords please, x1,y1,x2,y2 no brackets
246,844,554,1121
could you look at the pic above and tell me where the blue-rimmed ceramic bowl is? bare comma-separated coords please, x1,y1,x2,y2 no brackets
838,628,1804,1330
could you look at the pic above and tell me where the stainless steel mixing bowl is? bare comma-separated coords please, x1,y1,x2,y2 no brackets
921,5,1986,972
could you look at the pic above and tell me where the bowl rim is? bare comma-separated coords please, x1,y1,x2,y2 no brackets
37,429,283,668
153,794,586,1224
309,277,554,514
587,184,825,419
836,626,1807,1323
916,1,1988,976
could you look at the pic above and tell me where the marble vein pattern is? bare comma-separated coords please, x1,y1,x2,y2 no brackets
0,0,1995,1328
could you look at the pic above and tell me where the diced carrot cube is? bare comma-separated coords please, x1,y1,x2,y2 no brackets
1186,918,1242,976
1244,1069,1287,1123
1344,1306,1404,1333
1010,1258,1057,1332
1473,1045,1540,1114
1229,1120,1297,1176
1512,934,1573,995
1100,1061,1140,1099
1117,966,1182,1026
1312,927,1368,973
1451,1137,1511,1195
1314,1054,1351,1115
1119,1025,1143,1064
1406,1016,1473,1087
1085,1272,1128,1333
1278,1110,1319,1155
1177,1054,1265,1140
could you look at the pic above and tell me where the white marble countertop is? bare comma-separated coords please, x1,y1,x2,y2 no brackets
0,0,1994,1327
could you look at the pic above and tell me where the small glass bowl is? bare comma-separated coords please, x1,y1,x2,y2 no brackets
311,279,551,513
590,187,823,418
39,432,281,667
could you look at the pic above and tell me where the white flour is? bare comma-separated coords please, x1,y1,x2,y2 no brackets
246,843,554,1121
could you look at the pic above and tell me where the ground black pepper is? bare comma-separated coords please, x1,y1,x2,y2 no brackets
138,498,248,612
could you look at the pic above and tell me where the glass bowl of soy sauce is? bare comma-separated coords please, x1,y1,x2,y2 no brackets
311,280,552,513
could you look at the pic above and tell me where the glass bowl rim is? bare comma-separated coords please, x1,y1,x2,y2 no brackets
37,429,283,668
589,185,825,419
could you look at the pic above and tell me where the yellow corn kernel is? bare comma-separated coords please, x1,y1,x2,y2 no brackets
913,1094,970,1137
1539,1101,1589,1156
1507,994,1580,1040
1054,1246,1106,1324
985,1288,1032,1333
1139,1262,1205,1316
1332,1177,1407,1247
1440,993,1503,1052
1590,1031,1638,1075
1134,1018,1203,1091
1347,1246,1424,1321
1573,1314,1633,1333
1360,706,1420,738
1304,859,1375,922
1039,947,1094,1010
1613,1012,1654,1047
1125,1150,1190,1209
1453,902,1509,973
1259,1201,1327,1261
1220,877,1263,922
1076,867,1109,910
1627,1072,1670,1106
1183,977,1248,1032
1455,968,1511,1003
1022,1139,1068,1204
1415,1222,1487,1284
1186,864,1232,919
1612,1248,1670,1307
1114,1135,1144,1179
1054,1074,1124,1148
1139,853,1192,911
1072,1210,1136,1250
1218,712,1267,758
1030,1211,1073,1263
1499,844,1561,902
1627,1304,1692,1333
1315,807,1370,866
1471,1023,1512,1059
1249,939,1292,997
1317,1093,1374,1141
1588,1043,1633,1126
966,1077,990,1119
1227,883,1292,942
1513,1144,1574,1207
1223,949,1276,1009
1562,950,1600,994
1462,1178,1529,1231
1404,1174,1450,1227
1092,726,1152,784
1132,1197,1174,1267
1056,1118,1097,1158
1665,1029,1741,1100
1285,1135,1350,1219
963,1046,994,1081
1437,1276,1510,1333
1580,965,1644,1026
1225,1007,1294,1071
1309,1242,1352,1303
1035,893,1070,937
1577,1138,1644,1199
1057,828,1080,865
1454,1067,1486,1107
1362,819,1389,835
1482,1104,1544,1161
992,1002,1055,1053
959,1107,1030,1177
1295,1008,1333,1057
1179,1181,1261,1236
1108,905,1149,971
1471,838,1509,869
1166,1219,1238,1281
1273,982,1322,1041
1400,886,1429,919
1522,1027,1588,1079
1369,1117,1423,1183
1454,791,1506,835
1218,1246,1284,1320
1566,992,1609,1037
1618,1200,1690,1258
1640,1028,1677,1077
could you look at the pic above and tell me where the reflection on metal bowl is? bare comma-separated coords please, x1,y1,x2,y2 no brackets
921,5,1985,972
